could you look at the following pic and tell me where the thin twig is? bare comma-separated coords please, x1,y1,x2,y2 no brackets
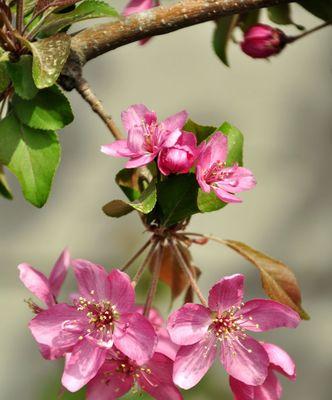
178,232,227,246
143,242,163,317
69,0,290,65
74,76,124,140
132,239,158,286
121,238,152,272
287,21,331,43
170,239,207,306
16,0,24,34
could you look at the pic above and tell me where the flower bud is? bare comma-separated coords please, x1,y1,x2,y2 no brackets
158,131,198,176
241,24,287,59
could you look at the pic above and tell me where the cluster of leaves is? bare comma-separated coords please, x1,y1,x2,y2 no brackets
103,119,243,227
0,0,119,206
213,1,332,65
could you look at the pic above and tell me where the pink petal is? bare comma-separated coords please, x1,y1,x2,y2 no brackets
220,336,269,386
262,343,296,380
125,153,156,168
29,304,85,360
160,110,188,133
167,303,211,346
18,263,54,307
123,0,154,17
121,104,156,134
101,141,135,157
196,164,211,193
72,259,111,302
143,383,183,400
229,376,255,400
254,369,282,400
158,127,182,148
108,269,135,313
221,166,256,193
173,333,217,389
156,327,179,360
238,299,300,332
208,274,244,313
206,132,228,165
87,360,133,400
114,312,157,365
62,338,107,392
213,186,242,203
49,248,71,298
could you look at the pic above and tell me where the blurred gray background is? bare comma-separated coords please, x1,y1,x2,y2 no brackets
1,2,331,399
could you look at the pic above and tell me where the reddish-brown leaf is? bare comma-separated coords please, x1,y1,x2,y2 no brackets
34,0,80,15
223,240,309,320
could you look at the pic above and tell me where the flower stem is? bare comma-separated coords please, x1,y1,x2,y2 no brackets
121,238,152,271
170,239,207,307
287,21,331,43
132,240,158,286
143,242,163,317
16,0,24,34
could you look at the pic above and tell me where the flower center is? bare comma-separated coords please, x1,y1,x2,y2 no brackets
210,308,242,340
141,120,157,153
204,161,238,185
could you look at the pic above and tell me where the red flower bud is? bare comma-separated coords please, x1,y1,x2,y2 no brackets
241,24,287,59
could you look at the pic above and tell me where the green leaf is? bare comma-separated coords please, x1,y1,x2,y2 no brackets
183,119,217,144
0,62,10,93
157,174,199,227
6,55,38,99
115,169,141,202
213,15,238,67
238,10,260,32
39,0,119,36
34,0,80,15
102,199,134,218
12,85,73,130
197,121,244,213
0,165,13,200
23,33,71,89
298,0,332,21
0,113,60,207
268,4,293,25
129,181,156,214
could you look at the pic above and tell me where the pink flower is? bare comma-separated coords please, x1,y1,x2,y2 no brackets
158,131,199,176
18,248,71,309
241,24,287,59
230,342,296,399
167,274,300,389
29,260,157,392
87,348,183,400
101,104,188,168
196,132,256,203
123,1,158,45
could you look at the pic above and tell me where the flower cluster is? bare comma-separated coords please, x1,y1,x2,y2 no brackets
19,251,300,399
101,104,256,204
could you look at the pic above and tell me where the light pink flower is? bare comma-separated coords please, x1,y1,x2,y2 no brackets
196,132,256,203
87,348,183,400
123,1,158,45
158,131,199,176
167,274,300,390
101,104,188,168
241,24,287,59
230,342,296,399
18,248,71,309
29,260,157,392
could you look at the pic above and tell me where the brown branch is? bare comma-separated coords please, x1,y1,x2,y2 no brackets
74,75,124,140
70,0,291,66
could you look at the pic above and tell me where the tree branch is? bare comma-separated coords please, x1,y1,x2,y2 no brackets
70,0,291,65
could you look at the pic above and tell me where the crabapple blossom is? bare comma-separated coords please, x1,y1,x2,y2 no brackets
18,248,70,309
167,274,300,389
101,104,188,168
87,348,183,400
230,342,296,400
28,260,157,392
241,24,287,59
158,131,199,175
196,132,256,203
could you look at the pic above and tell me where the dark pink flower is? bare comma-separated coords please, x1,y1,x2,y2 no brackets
158,131,199,176
123,1,159,45
167,274,300,389
196,132,256,203
241,24,287,59
29,260,157,392
101,104,188,168
87,348,183,400
18,248,71,309
230,342,296,399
